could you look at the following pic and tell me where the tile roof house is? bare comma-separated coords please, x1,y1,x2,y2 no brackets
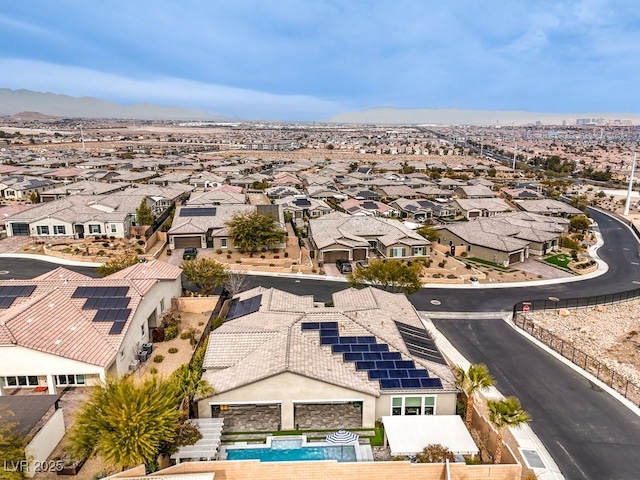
274,195,332,226
197,286,456,430
340,198,398,217
513,199,584,217
308,211,430,264
0,175,60,200
0,260,182,396
436,212,568,265
449,198,513,220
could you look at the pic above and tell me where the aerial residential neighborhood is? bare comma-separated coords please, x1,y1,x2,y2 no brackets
1,116,640,480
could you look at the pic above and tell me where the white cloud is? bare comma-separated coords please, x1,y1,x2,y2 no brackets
0,58,345,120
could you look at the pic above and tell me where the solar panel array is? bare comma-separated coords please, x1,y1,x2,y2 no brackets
0,285,36,309
302,322,443,390
179,207,217,217
294,198,312,207
362,201,379,210
72,285,131,335
225,294,262,321
394,321,448,365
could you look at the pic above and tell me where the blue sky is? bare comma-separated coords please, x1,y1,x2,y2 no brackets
1,0,639,121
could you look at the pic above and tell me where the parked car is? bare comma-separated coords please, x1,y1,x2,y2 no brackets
183,247,198,260
336,259,352,274
355,260,369,270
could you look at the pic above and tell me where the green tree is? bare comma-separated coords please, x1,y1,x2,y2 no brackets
226,211,285,255
136,199,154,226
29,191,40,204
97,254,140,277
0,406,26,479
570,214,591,232
171,364,214,414
487,396,531,464
347,259,422,295
569,195,588,212
416,224,440,242
69,376,182,470
415,444,455,463
454,363,494,429
181,258,228,295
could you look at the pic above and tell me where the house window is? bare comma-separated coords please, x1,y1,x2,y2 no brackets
160,298,165,312
412,247,425,256
2,375,38,387
110,224,117,233
37,225,50,235
55,374,85,386
390,247,404,258
390,395,436,416
220,238,228,248
89,224,101,234
53,225,66,235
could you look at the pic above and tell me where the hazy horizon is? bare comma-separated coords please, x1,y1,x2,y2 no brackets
2,1,640,121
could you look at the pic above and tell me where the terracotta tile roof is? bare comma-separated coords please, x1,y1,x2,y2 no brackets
106,259,182,280
0,273,150,367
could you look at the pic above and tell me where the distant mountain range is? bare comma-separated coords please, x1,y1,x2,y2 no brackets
327,107,640,126
0,88,225,121
2,88,639,125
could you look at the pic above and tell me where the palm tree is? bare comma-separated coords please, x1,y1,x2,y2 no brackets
171,364,214,415
69,376,180,470
487,396,532,464
454,363,494,428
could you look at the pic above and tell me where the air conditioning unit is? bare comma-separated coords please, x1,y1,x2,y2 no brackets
138,351,148,363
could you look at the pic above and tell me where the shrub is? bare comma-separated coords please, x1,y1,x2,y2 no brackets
212,316,225,330
164,324,179,341
235,259,242,263
274,255,280,259
438,261,446,268
137,239,145,245
96,250,105,256
227,254,232,259
168,347,178,354
109,236,115,241
135,248,144,254
447,274,457,279
284,251,289,258
153,354,164,363
149,367,158,375
465,264,472,269
260,254,265,259
179,331,192,340
269,263,275,267
102,242,110,247
216,249,223,254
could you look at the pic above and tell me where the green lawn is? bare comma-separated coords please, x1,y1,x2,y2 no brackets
466,257,514,272
544,254,571,269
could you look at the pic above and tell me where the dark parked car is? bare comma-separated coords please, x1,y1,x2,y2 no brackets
355,260,369,270
336,259,352,274
182,247,198,260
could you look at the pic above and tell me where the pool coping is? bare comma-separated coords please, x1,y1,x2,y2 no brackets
220,434,367,462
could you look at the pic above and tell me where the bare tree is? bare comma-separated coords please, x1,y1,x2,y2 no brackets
224,270,249,296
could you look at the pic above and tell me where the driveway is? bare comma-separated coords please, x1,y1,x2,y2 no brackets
515,258,574,279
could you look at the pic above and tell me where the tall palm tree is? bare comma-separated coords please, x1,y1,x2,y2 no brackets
454,363,494,428
487,396,532,464
171,364,214,415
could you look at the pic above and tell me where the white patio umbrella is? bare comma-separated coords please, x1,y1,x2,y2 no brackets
325,430,359,460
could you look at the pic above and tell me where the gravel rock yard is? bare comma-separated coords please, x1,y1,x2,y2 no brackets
526,301,640,385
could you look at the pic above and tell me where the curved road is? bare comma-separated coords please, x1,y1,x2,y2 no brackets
2,208,640,479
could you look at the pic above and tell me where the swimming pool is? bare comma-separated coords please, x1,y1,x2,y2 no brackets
224,436,358,462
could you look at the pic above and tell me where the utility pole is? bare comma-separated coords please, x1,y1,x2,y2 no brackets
624,152,637,216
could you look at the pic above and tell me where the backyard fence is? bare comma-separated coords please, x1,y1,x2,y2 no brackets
513,314,640,407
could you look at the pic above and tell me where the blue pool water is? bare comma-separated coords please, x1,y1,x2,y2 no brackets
225,439,357,462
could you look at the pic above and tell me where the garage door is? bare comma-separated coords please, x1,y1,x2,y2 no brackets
509,251,522,265
322,250,350,263
352,249,367,261
174,236,202,249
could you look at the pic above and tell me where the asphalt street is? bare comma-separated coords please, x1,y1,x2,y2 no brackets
433,317,640,480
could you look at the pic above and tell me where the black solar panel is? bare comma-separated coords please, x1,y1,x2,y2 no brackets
294,198,312,207
380,379,401,389
357,336,376,344
93,308,130,322
375,360,396,369
331,344,351,353
395,321,448,365
400,378,422,388
420,378,443,388
369,344,389,352
71,286,87,298
321,336,339,346
321,323,339,330
109,321,126,335
351,344,371,352
301,322,320,330
362,201,378,209
355,361,376,371
408,369,429,378
395,360,416,369
225,294,262,320
368,369,389,379
0,296,16,308
388,369,409,379
362,352,384,361
344,352,363,362
179,207,217,217
381,352,402,360
339,336,357,344
0,285,36,298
